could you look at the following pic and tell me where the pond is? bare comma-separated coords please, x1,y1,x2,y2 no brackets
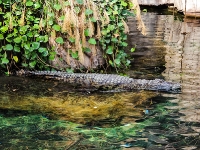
0,8,200,150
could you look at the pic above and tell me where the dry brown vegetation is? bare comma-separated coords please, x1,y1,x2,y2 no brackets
46,0,146,70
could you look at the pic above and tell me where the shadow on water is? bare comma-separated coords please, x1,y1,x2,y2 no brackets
1,8,200,149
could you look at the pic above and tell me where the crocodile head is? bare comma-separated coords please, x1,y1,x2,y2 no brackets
171,83,181,93
157,81,181,93
149,79,181,93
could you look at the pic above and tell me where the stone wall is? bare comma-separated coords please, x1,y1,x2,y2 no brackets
138,0,173,6
162,16,200,99
127,12,167,78
138,0,200,17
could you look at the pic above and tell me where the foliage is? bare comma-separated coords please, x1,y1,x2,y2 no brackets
98,0,135,70
0,0,52,71
0,0,138,72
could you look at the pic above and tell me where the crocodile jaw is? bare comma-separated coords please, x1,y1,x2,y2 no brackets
158,82,181,93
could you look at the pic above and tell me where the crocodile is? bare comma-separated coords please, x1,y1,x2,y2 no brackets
15,70,181,93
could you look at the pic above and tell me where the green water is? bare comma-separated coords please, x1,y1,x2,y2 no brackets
0,76,157,149
0,77,200,150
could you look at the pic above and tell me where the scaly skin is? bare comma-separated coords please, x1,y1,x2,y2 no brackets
16,70,181,93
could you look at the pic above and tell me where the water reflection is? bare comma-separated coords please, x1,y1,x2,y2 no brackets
127,9,200,149
160,16,200,149
162,16,200,123
0,76,157,125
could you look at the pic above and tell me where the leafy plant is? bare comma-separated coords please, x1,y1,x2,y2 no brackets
0,0,138,72
0,0,52,71
98,0,135,71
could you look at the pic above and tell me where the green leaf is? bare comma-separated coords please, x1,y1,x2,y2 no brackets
26,1,33,6
64,1,70,6
90,17,96,22
114,59,120,65
19,26,28,34
106,46,113,54
31,53,37,59
131,47,135,52
129,2,134,8
71,51,79,59
108,24,115,31
0,34,4,40
33,24,39,29
29,61,36,68
36,36,44,42
121,1,128,6
85,9,93,15
83,47,91,53
55,37,64,44
109,60,113,66
1,57,9,64
101,29,107,35
44,35,48,43
52,24,61,31
34,33,40,37
105,39,110,43
14,37,21,43
59,15,65,21
48,20,54,26
34,2,41,9
66,68,74,73
118,22,124,27
5,36,12,42
22,63,28,67
113,10,118,15
121,42,128,47
24,43,30,49
42,51,48,57
27,32,33,37
88,38,96,45
74,7,81,14
49,51,56,60
84,29,90,36
48,12,55,17
143,9,147,12
0,26,8,33
38,47,47,53
126,59,131,66
111,37,118,43
14,46,20,52
32,42,40,50
54,4,62,11
27,14,34,21
13,56,18,62
22,35,28,41
76,0,83,4
5,44,13,51
12,28,18,36
122,35,127,40
69,37,75,43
